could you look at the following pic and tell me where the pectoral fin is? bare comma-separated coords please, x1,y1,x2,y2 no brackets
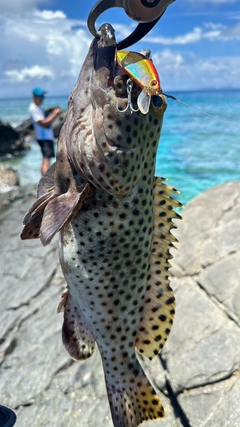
37,162,55,197
40,182,91,246
21,158,92,245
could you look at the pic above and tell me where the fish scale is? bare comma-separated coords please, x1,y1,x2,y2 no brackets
21,23,182,427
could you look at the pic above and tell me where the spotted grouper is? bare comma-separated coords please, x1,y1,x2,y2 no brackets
21,23,181,427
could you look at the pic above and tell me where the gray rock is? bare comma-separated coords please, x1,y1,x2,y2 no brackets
0,166,19,189
162,277,240,393
171,181,240,275
0,121,27,156
0,166,20,203
177,373,240,427
198,252,240,325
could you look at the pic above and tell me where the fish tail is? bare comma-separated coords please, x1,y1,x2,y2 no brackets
104,360,165,427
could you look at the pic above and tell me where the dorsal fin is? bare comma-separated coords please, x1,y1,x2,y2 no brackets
135,177,182,359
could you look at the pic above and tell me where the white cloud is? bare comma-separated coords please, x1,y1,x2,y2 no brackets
0,8,137,97
0,3,240,97
33,9,66,20
5,65,53,82
146,27,203,45
0,8,92,97
153,49,240,91
146,20,240,45
221,22,240,39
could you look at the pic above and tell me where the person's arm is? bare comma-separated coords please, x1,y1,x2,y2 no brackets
38,107,62,128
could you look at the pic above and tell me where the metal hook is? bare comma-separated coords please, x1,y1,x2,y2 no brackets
116,79,139,113
87,0,175,49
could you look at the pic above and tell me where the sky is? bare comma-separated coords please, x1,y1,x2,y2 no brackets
0,0,240,98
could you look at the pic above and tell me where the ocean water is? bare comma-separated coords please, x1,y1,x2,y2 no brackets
0,91,240,205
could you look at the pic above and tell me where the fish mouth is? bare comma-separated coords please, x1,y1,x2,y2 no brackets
94,23,117,72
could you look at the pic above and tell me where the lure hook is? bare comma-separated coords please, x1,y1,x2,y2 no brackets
117,79,139,113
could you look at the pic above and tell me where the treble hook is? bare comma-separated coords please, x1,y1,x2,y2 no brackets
117,79,139,113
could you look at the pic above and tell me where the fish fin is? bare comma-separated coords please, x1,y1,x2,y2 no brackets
37,162,56,197
136,177,182,359
21,190,55,240
59,290,95,361
21,164,57,239
137,90,151,115
105,358,165,427
40,182,91,246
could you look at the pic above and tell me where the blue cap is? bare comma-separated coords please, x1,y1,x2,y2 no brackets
32,87,46,97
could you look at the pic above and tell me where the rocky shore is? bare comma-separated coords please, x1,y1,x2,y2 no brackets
0,108,65,157
0,181,239,427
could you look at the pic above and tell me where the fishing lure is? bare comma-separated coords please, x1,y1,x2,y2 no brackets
117,50,161,114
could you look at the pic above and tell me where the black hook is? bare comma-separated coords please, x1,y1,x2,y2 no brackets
87,0,175,49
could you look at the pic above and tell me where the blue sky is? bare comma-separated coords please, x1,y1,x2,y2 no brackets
0,0,240,97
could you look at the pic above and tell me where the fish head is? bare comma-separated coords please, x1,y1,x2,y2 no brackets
65,23,167,196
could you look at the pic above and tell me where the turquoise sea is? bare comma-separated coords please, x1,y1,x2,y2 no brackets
0,90,240,205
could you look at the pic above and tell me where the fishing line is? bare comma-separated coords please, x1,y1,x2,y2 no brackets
163,93,240,130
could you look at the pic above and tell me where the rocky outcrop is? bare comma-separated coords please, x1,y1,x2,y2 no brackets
0,166,19,188
0,108,66,157
0,181,239,427
0,121,27,156
0,166,20,213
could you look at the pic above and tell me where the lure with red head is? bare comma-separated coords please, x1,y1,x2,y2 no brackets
116,50,161,94
117,50,162,114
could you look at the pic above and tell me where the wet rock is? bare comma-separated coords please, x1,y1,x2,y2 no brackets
0,121,26,156
0,166,19,188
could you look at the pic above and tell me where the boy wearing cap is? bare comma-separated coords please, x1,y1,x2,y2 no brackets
29,87,62,175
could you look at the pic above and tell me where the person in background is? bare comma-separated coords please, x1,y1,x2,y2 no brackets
29,87,62,175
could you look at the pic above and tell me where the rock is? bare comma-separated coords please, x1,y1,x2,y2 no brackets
0,166,20,188
0,121,27,156
171,181,240,275
177,373,240,427
0,166,20,212
0,108,66,159
0,181,240,427
166,180,240,426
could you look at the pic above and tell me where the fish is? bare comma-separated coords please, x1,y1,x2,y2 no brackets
116,50,161,114
21,23,181,427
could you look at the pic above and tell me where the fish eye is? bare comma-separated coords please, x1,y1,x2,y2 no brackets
152,94,167,115
150,80,158,87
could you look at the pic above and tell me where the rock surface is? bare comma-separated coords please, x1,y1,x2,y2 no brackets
0,121,27,156
0,166,19,189
0,181,240,427
0,108,66,157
